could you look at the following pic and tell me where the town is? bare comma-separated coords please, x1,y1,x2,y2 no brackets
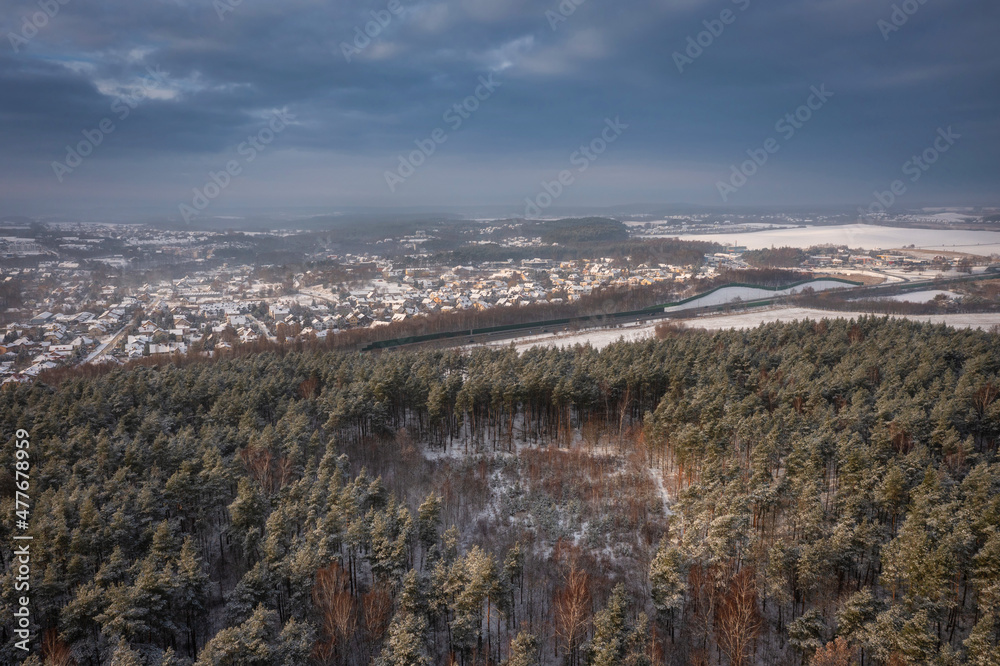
2,215,996,384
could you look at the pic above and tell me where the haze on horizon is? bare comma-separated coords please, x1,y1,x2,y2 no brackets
0,0,998,220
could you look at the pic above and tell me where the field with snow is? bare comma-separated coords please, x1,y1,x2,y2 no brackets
663,279,854,312
660,224,1000,255
488,307,1000,351
874,290,962,303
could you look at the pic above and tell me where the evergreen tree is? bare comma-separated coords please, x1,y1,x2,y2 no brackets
588,584,649,666
195,604,277,666
109,637,145,666
506,631,539,666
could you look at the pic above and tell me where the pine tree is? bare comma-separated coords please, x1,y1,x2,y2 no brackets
587,584,649,666
369,500,413,584
96,546,131,587
788,609,826,662
97,555,174,643
274,617,316,666
649,539,685,633
450,546,497,659
974,531,1000,612
377,610,431,666
228,478,267,563
174,536,209,654
195,604,277,666
588,584,629,666
506,631,539,666
417,492,442,565
965,612,1000,666
109,637,144,666
157,647,188,666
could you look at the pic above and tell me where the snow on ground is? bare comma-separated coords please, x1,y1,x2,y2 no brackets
483,320,660,351
664,279,853,312
485,307,1000,352
685,308,1000,331
816,267,905,283
875,290,962,303
880,266,992,282
649,467,673,516
656,224,1000,255
917,213,976,223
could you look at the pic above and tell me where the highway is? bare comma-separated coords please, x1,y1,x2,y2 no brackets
367,270,999,352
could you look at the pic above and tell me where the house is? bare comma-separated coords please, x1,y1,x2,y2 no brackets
238,328,259,343
149,342,187,355
48,345,76,357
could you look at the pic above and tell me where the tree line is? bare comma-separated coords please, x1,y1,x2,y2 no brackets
1,316,999,664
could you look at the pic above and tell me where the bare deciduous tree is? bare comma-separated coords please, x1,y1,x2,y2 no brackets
553,563,591,666
313,561,357,664
716,567,762,666
42,629,75,666
362,582,394,655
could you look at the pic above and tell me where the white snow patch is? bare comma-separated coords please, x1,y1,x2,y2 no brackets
657,224,1000,255
872,290,962,303
491,307,1000,351
664,280,852,312
683,307,1000,331
649,466,673,516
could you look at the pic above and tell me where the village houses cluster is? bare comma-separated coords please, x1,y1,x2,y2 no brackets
1,254,692,384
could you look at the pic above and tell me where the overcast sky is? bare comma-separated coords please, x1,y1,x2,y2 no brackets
0,0,997,220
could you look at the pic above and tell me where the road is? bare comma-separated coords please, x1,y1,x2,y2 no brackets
369,271,999,352
83,325,129,364
246,313,278,342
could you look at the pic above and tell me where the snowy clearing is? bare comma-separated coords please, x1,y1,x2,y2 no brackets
873,290,962,303
656,224,1000,255
664,279,853,312
682,308,1000,331
486,307,1000,351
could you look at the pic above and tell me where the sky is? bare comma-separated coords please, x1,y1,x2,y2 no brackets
0,0,997,220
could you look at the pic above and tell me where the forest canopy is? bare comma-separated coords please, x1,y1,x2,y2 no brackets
1,317,1000,665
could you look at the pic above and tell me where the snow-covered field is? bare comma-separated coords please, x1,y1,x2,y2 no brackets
916,213,977,223
682,308,1000,331
875,290,962,303
664,279,853,312
487,307,1000,351
659,224,1000,255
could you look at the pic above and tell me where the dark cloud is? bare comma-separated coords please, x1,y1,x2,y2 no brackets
0,0,997,217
